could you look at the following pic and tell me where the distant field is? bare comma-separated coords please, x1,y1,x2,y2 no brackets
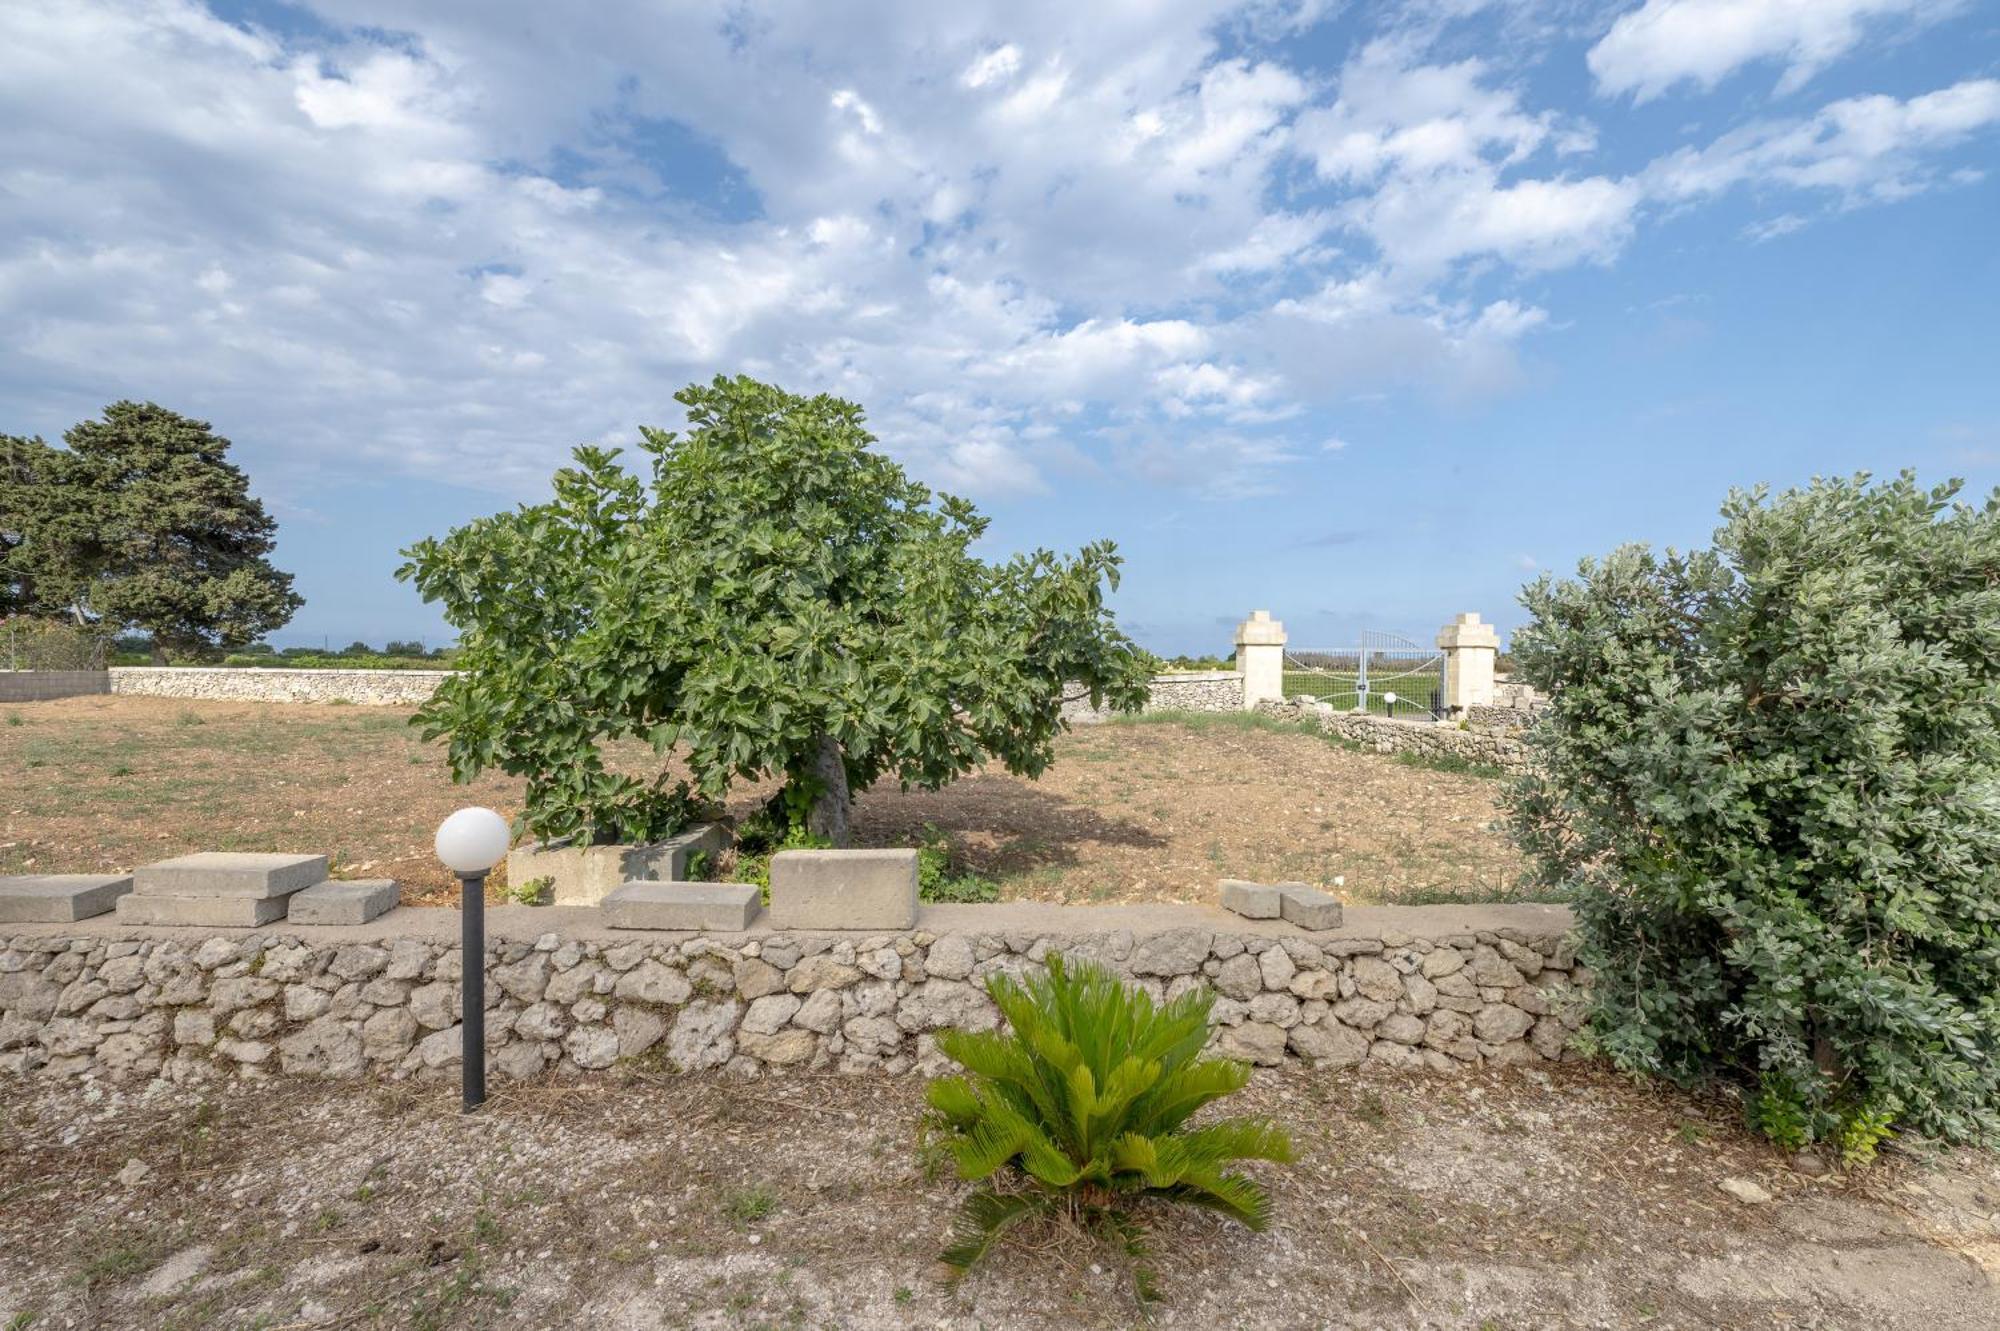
2,698,1530,907
1281,669,1443,717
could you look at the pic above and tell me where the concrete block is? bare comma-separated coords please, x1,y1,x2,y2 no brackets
1218,879,1281,919
1277,883,1343,931
0,874,133,924
288,878,399,926
115,893,289,928
505,823,729,906
134,852,328,900
768,849,918,930
602,881,761,932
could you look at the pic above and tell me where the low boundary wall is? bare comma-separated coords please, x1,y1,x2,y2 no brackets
109,667,452,706
1062,670,1244,722
1260,698,1533,772
0,902,1582,1084
104,667,1243,715
0,671,110,703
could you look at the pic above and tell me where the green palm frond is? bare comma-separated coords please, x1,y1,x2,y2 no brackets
1163,1168,1275,1230
923,952,1294,1277
1172,1119,1297,1167
941,1189,1052,1275
925,1075,982,1127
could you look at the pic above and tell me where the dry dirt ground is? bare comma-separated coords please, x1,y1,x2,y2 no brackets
2,1063,1995,1330
1,698,1524,907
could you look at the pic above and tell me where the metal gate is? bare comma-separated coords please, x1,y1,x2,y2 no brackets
1282,629,1447,720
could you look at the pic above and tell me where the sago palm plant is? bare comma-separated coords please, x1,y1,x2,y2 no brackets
925,953,1294,1276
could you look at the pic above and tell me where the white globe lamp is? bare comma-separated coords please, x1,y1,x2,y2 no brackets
435,806,510,1112
436,806,510,876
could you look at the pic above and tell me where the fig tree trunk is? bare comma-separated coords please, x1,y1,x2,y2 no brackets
804,731,852,846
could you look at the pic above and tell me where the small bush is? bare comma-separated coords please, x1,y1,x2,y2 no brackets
1508,473,2000,1148
926,955,1293,1283
917,823,999,904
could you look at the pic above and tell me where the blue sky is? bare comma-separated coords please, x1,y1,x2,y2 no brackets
2,1,1996,655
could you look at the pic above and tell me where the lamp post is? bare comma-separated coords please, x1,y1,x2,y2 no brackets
435,807,510,1113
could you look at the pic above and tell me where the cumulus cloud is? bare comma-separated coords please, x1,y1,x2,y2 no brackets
1647,78,2000,204
1589,0,1955,101
0,0,1993,516
1296,40,1639,274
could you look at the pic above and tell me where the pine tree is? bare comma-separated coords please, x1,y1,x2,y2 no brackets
52,402,303,660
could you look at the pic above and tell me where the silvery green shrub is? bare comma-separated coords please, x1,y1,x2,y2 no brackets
1507,473,2000,1151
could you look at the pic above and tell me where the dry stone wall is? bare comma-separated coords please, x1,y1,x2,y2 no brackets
0,912,1584,1085
1258,698,1531,772
1061,670,1244,723
109,667,451,706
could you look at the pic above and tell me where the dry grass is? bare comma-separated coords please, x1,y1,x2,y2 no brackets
3,697,1526,906
1,1063,1994,1329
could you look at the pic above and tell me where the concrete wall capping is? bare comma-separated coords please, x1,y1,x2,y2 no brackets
0,901,1584,1083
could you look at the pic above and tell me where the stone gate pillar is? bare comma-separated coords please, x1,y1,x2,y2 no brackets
1234,610,1287,710
1437,612,1500,714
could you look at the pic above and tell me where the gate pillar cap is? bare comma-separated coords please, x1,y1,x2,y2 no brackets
1437,613,1499,650
1235,610,1287,647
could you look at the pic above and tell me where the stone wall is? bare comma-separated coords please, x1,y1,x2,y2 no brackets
0,903,1582,1084
1259,698,1532,772
109,667,452,706
101,667,1238,716
0,670,110,703
1061,670,1245,723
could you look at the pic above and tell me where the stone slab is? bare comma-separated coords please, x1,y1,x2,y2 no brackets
115,893,290,928
0,874,133,924
505,823,729,907
1218,879,1282,919
768,849,918,930
288,878,400,926
133,852,328,900
1277,883,1343,931
602,881,761,931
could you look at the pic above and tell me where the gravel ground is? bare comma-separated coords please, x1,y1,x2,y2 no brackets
2,1061,1994,1329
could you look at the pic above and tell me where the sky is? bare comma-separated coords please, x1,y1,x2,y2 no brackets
2,0,1997,655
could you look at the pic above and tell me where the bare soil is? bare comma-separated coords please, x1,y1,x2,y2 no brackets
2,699,1524,907
1,1063,1994,1329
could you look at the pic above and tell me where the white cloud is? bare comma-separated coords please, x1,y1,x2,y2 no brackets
1742,212,1807,241
1296,41,1640,274
0,0,1990,519
1647,78,2000,204
1589,0,1954,102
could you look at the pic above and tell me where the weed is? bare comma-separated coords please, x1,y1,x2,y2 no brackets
5,712,20,727
110,763,133,777
74,1238,164,1291
471,1207,503,1246
174,709,205,727
722,1183,780,1224
1394,750,1508,781
503,875,553,907
313,1207,343,1233
893,1287,913,1304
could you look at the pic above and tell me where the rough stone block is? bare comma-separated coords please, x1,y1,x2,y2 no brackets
602,881,761,932
1277,883,1343,931
768,849,918,930
505,823,729,906
1217,879,1281,919
288,878,400,926
0,874,133,924
134,852,327,900
115,893,289,927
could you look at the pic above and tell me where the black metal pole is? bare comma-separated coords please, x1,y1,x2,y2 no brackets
460,870,486,1112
